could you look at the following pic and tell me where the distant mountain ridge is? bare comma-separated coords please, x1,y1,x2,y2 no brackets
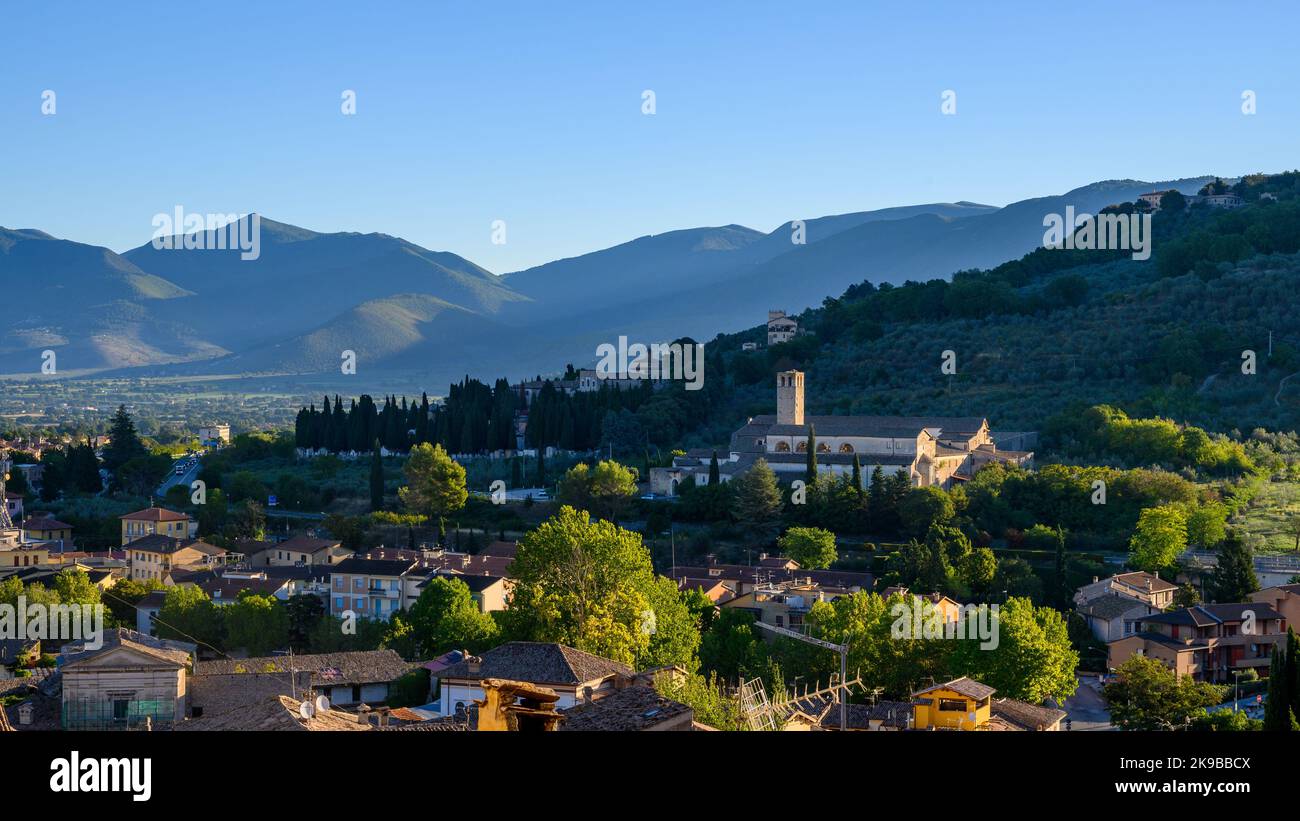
1,176,1215,383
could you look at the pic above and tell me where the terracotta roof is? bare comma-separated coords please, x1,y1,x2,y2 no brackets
672,564,872,590
559,685,693,731
1141,602,1282,628
436,642,631,686
991,698,1067,730
379,715,472,732
746,413,987,439
1077,593,1151,620
22,515,72,531
1112,571,1177,594
199,577,286,600
914,676,996,700
123,534,220,555
60,629,194,668
275,535,343,554
415,573,505,593
120,506,191,522
479,541,519,558
178,694,369,732
331,557,419,577
420,552,514,577
195,649,416,686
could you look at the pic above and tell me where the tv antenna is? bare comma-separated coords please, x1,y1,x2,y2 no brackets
753,621,853,731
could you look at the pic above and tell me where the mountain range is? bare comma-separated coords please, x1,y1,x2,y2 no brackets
0,176,1212,386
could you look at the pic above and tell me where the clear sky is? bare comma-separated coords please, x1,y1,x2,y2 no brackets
2,0,1296,273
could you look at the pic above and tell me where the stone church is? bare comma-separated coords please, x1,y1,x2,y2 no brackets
651,370,1032,496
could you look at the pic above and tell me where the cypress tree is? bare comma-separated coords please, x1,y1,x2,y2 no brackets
851,453,862,493
709,451,720,486
1265,644,1292,731
103,405,146,471
536,449,547,487
1289,628,1300,725
510,457,522,489
805,423,817,483
369,441,384,512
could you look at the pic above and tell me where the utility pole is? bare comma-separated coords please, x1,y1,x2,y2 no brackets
753,621,850,731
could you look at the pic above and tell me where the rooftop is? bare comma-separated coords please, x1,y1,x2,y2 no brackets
120,506,191,522
558,685,692,731
914,676,996,700
436,642,632,686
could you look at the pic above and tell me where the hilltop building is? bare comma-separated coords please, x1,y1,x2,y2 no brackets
767,310,798,346
650,371,1032,495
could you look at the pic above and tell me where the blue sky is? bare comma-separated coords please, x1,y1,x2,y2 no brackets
2,0,1296,272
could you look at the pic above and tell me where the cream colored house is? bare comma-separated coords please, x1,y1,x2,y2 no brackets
127,534,230,582
1074,571,1177,610
59,629,194,730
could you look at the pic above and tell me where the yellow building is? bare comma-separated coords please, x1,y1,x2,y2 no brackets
912,677,994,730
1,546,49,568
120,506,194,546
22,513,73,544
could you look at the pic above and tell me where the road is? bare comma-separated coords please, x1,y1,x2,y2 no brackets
1062,674,1114,731
155,456,202,498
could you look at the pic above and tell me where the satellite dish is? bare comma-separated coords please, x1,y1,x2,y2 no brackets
315,695,331,712
299,700,316,720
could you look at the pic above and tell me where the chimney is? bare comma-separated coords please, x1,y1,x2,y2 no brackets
1092,576,1099,584
776,370,804,426
467,656,481,674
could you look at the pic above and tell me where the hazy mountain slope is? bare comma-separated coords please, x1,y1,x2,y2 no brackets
733,201,999,266
181,294,518,381
500,203,998,324
0,227,219,374
556,178,1216,347
500,224,766,321
124,215,530,349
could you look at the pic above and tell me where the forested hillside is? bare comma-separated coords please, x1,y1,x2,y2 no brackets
679,171,1300,450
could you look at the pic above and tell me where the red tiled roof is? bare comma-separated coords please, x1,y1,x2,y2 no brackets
120,506,191,522
22,516,72,531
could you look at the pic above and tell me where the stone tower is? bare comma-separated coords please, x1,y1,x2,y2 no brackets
776,370,804,426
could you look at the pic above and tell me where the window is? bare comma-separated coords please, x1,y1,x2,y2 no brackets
775,441,790,452
795,441,807,453
839,443,855,453
112,699,131,721
817,442,830,453
938,698,967,712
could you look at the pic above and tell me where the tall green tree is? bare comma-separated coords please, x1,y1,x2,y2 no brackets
102,405,147,472
501,506,698,670
708,451,720,486
949,596,1079,703
225,593,289,656
369,441,385,512
805,424,817,483
731,459,783,548
1105,655,1224,730
1128,505,1188,573
399,443,468,520
1209,529,1259,602
778,526,838,569
406,577,499,658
